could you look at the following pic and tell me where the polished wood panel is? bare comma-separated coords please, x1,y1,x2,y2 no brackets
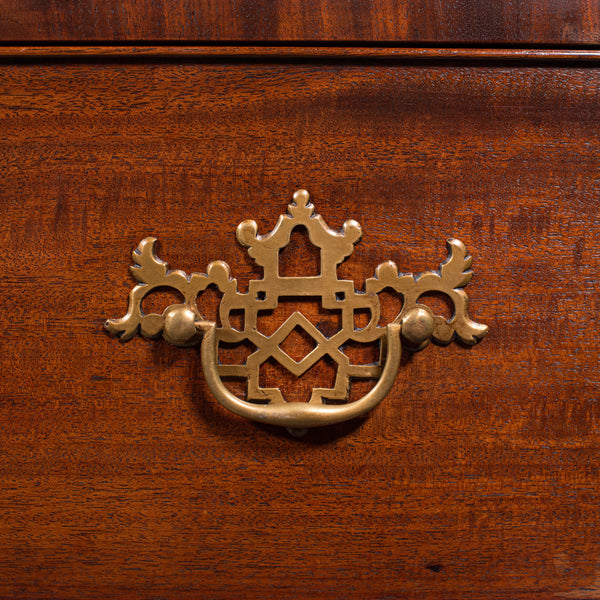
1,57,600,598
1,0,600,44
3,45,600,61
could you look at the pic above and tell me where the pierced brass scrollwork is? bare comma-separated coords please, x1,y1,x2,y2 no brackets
106,190,487,432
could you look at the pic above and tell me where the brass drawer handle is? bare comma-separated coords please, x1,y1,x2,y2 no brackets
106,190,487,434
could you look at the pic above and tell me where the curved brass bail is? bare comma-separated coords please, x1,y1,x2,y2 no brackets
199,322,402,429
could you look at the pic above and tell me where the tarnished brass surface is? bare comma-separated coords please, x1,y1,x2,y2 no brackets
106,189,488,431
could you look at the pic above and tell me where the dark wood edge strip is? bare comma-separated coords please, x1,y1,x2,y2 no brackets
1,46,600,61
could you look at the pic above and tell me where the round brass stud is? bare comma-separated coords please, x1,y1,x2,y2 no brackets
163,305,198,346
401,306,435,348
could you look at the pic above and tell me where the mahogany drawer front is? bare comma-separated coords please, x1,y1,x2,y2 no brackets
1,1,599,43
1,53,599,599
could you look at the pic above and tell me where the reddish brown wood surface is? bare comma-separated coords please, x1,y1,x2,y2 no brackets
3,45,600,61
1,0,600,44
1,55,600,599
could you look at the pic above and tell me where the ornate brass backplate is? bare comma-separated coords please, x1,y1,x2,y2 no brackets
106,190,487,433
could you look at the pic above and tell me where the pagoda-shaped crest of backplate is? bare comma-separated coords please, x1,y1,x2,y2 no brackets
237,188,362,294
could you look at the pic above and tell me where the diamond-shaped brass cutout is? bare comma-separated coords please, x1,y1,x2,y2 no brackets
278,324,318,363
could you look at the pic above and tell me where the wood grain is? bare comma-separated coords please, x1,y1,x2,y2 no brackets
3,45,600,61
1,57,600,599
0,0,600,44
